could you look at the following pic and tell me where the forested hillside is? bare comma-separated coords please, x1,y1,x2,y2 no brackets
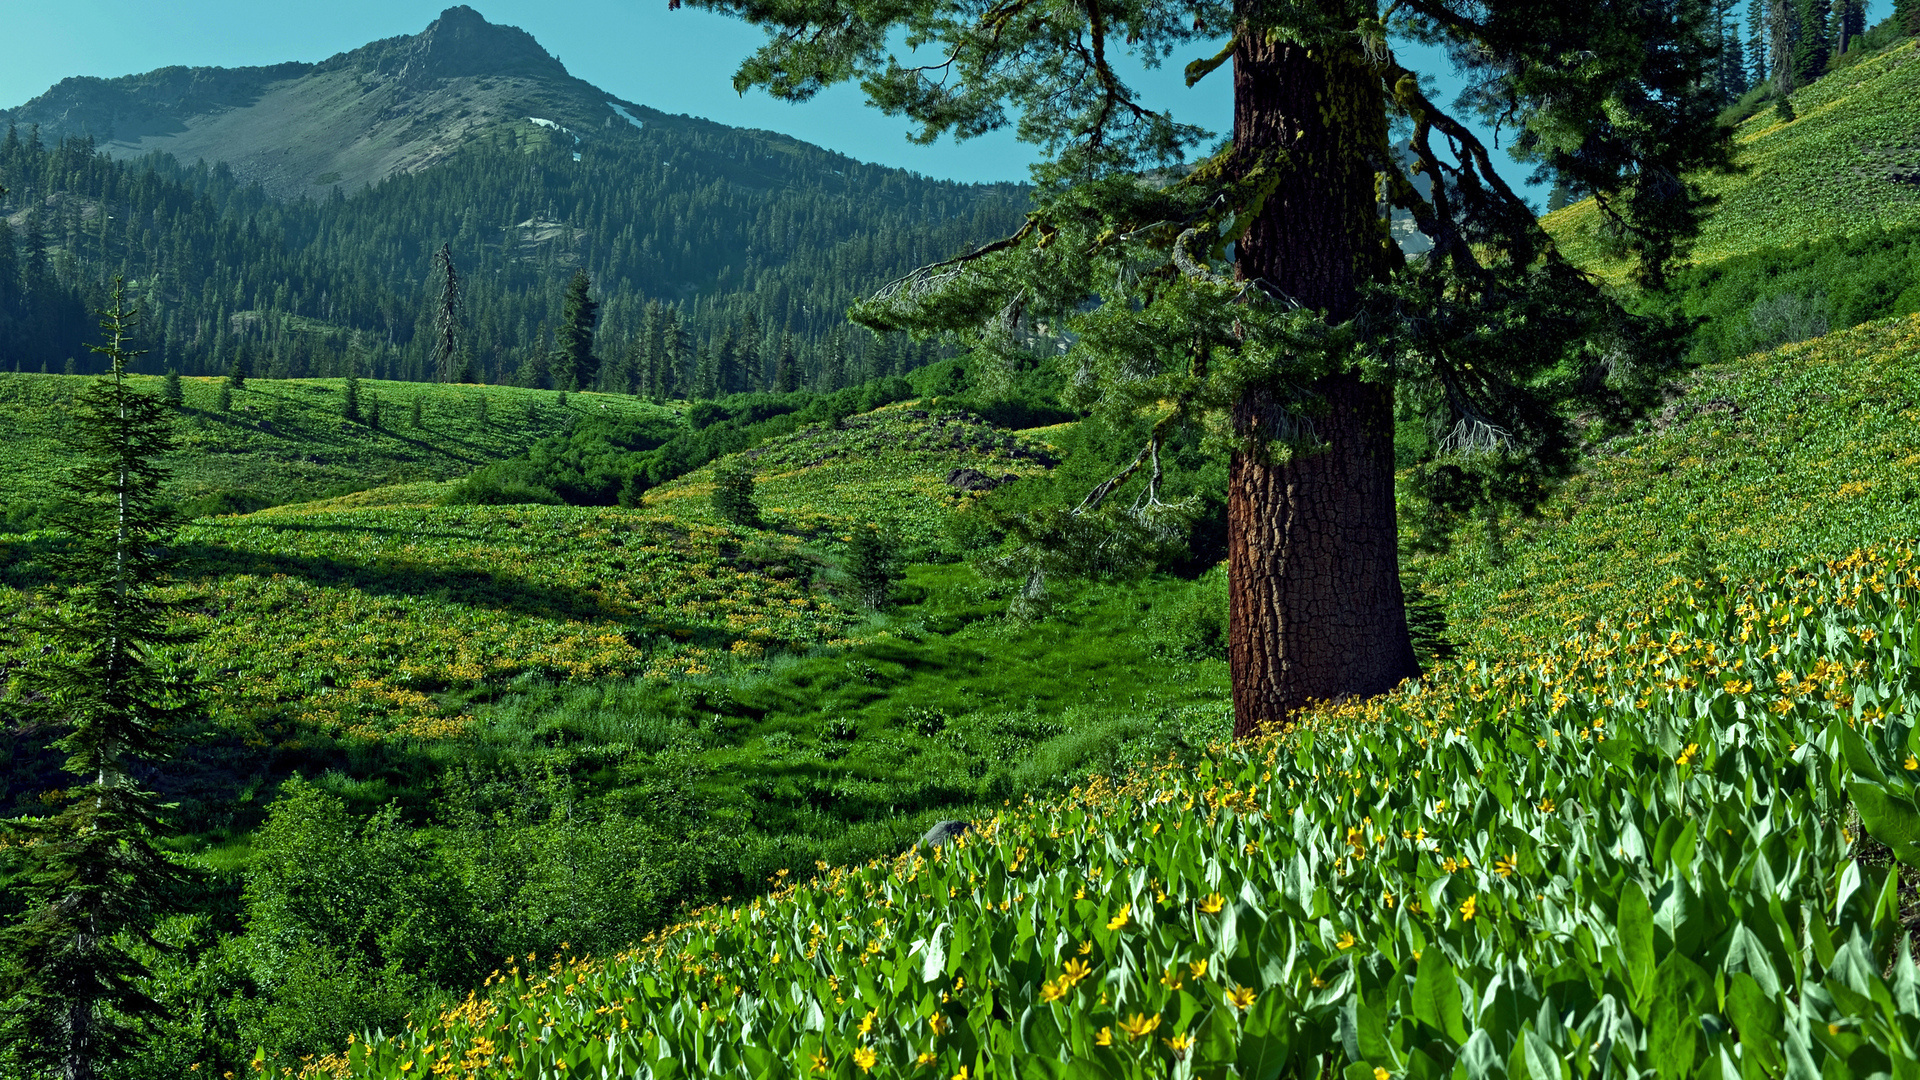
0,9,1026,389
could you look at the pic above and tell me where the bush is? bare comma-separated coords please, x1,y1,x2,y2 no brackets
842,524,902,609
710,461,760,527
444,414,679,506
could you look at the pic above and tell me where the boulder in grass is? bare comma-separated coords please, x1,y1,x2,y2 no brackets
945,468,1000,491
918,820,970,850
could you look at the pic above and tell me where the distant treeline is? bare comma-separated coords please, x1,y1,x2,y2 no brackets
0,117,1025,388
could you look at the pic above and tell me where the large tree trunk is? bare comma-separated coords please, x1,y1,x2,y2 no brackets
1227,20,1420,739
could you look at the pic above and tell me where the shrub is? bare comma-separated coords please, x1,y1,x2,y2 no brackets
711,461,760,527
842,524,903,610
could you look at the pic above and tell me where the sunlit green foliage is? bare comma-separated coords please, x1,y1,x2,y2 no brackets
1547,38,1920,277
315,545,1920,1078
1418,312,1920,655
0,375,670,528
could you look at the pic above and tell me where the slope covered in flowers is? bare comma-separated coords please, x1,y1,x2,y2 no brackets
1545,38,1920,277
0,374,666,519
310,542,1920,1078
1417,311,1920,657
0,402,1062,747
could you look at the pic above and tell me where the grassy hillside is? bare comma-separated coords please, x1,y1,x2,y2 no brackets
270,305,1920,1078
317,541,1920,1078
0,374,669,524
4,397,1230,856
1546,38,1920,277
1414,311,1920,655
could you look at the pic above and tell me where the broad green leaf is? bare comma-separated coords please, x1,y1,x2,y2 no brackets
1831,718,1887,784
1412,951,1467,1046
1725,973,1784,1076
1617,881,1656,1009
1847,780,1920,849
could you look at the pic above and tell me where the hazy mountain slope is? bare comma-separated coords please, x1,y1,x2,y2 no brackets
0,7,659,199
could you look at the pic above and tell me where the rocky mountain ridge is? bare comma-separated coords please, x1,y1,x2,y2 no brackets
0,6,663,199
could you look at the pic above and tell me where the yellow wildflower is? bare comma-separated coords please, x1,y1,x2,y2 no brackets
1225,985,1257,1010
854,1047,877,1073
1107,904,1131,931
1460,895,1478,921
1198,893,1225,914
1118,1013,1162,1041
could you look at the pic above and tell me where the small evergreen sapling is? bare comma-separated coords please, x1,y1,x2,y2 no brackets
844,524,903,611
710,461,760,527
225,345,248,391
162,369,183,406
410,395,425,428
0,281,197,1080
342,374,362,423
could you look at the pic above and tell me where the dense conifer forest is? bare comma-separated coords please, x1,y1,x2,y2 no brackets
0,119,1024,389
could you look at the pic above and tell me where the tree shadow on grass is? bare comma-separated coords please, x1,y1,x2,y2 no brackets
174,538,715,639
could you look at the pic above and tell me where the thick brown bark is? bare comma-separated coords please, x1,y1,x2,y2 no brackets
1227,22,1420,739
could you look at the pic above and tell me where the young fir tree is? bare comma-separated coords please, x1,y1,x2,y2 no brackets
843,524,903,611
710,460,760,527
342,373,362,423
683,0,1730,735
225,342,249,392
0,281,196,1080
161,368,183,406
554,270,600,392
774,332,801,393
429,243,472,383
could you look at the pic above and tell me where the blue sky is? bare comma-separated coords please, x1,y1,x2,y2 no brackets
0,0,1541,199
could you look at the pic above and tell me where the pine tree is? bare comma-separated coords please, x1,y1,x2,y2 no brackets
1791,0,1829,83
554,270,600,392
430,243,470,383
342,373,362,423
225,342,249,392
161,369,183,406
1718,0,1749,101
774,332,800,392
1747,0,1771,86
700,0,1731,735
710,461,759,527
0,281,196,1080
410,395,425,428
737,314,764,392
660,306,689,400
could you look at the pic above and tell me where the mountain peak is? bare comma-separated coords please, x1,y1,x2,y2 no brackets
378,7,570,88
